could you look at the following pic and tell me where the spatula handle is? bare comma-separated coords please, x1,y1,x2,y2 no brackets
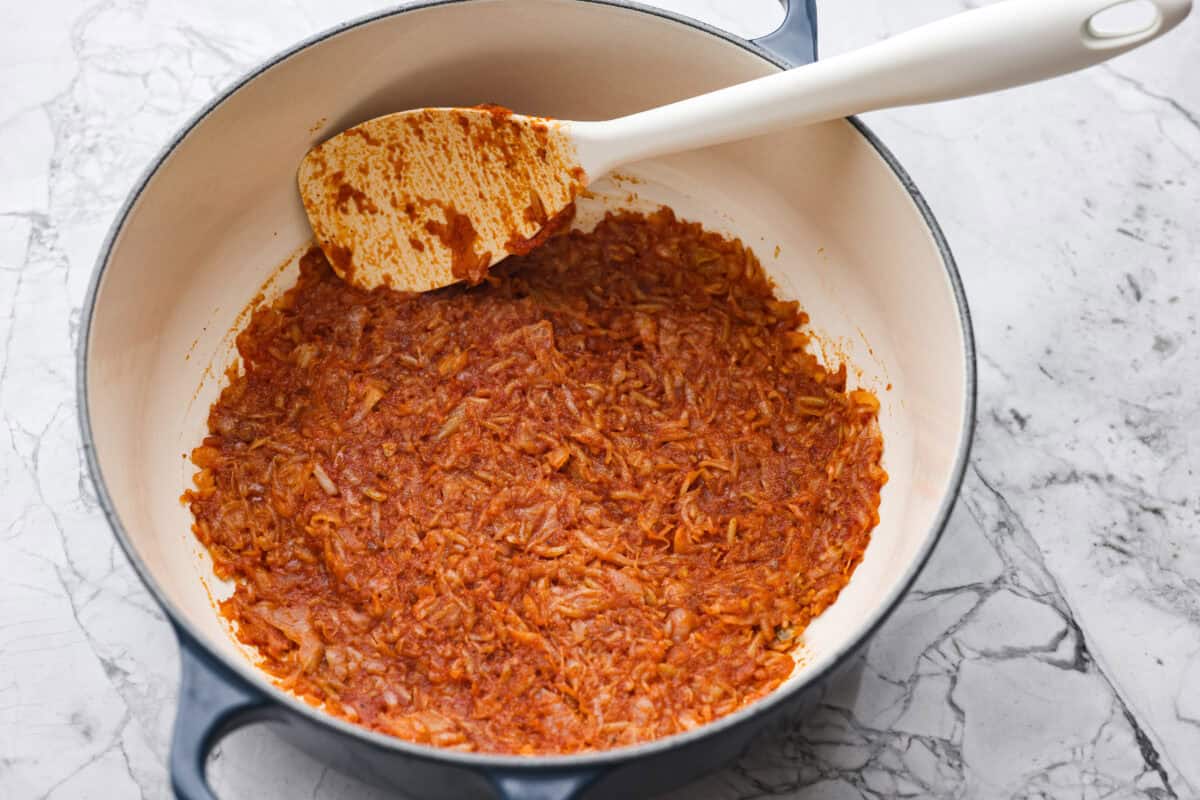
574,0,1190,173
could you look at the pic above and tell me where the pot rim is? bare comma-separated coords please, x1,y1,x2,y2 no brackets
76,0,977,771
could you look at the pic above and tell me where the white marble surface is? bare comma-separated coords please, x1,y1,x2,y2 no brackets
2,0,1198,797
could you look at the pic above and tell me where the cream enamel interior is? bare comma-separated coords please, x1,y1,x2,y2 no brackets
84,0,968,745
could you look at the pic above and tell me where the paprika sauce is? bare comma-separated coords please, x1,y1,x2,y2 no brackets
185,207,886,754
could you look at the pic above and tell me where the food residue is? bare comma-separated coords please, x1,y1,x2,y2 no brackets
298,106,586,292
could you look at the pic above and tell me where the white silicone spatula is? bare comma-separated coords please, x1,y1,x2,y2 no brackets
299,0,1190,292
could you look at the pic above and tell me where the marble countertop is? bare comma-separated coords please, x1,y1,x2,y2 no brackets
2,0,1197,797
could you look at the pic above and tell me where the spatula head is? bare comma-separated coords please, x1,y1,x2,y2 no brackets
298,107,586,292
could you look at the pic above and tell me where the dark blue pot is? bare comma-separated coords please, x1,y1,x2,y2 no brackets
78,2,974,798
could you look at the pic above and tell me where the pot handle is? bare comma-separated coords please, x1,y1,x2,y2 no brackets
486,770,601,800
752,0,819,67
170,629,275,800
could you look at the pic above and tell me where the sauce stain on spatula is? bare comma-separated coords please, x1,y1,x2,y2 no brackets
298,105,585,292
